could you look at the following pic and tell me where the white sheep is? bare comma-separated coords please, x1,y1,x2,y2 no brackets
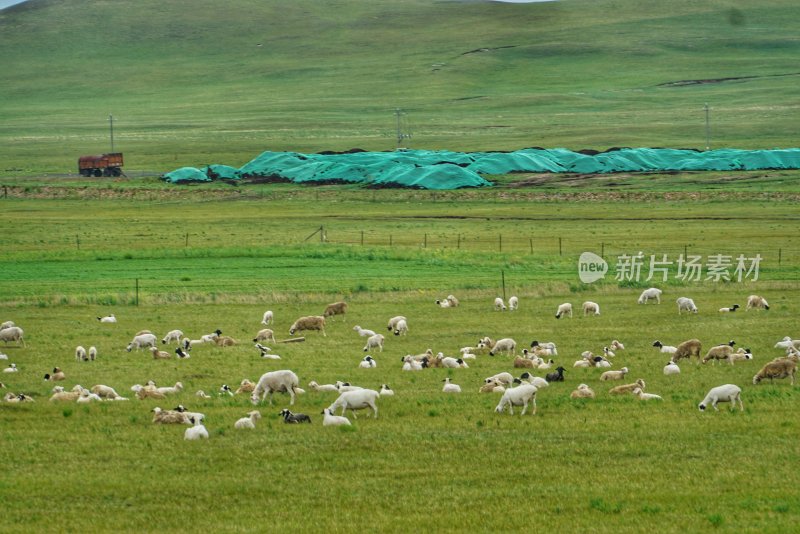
151,407,188,424
718,304,740,313
353,325,376,337
582,301,600,316
632,388,662,401
327,389,379,419
600,367,629,381
570,383,595,399
184,417,209,440
251,370,301,405
745,295,769,311
529,340,557,356
289,316,326,337
363,333,385,352
75,346,87,361
0,352,6,360
676,297,698,314
156,382,183,395
359,355,377,368
196,390,212,399
652,340,678,354
774,336,800,350
174,405,206,424
508,296,518,311
261,310,274,325
495,384,538,415
555,302,573,319
0,326,25,347
603,346,615,358
489,338,516,356
441,355,467,368
698,384,743,411
610,340,625,351
0,321,15,330
379,384,394,397
663,361,680,375
88,346,97,361
97,314,117,323
91,384,125,400
322,408,351,426
77,390,103,403
308,380,339,392
638,287,662,304
485,372,515,388
335,381,363,393
442,377,461,393
161,329,184,345
435,298,451,308
387,315,407,332
393,319,409,336
150,346,172,360
494,297,506,311
126,333,157,352
728,348,754,365
234,410,262,429
401,355,423,371
516,373,549,389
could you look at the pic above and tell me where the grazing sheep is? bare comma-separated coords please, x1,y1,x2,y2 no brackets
289,316,326,337
632,388,662,401
126,333,157,352
442,377,461,393
702,341,737,365
151,407,188,424
379,384,394,397
253,328,276,343
698,384,743,411
234,410,262,429
653,340,678,354
184,417,209,440
401,355,423,371
88,346,97,361
359,355,377,369
235,379,256,395
745,295,769,311
97,314,117,323
676,297,698,314
489,338,516,357
503,295,517,311
393,319,409,336
663,361,681,375
156,382,183,395
161,330,184,345
44,367,66,381
600,367,629,381
251,370,301,405
323,301,348,320
582,301,600,316
175,347,191,359
485,372,514,388
90,384,125,400
387,316,407,332
555,302,573,319
328,389,380,419
495,384,538,415
0,326,25,347
322,408,351,426
75,346,87,361
352,325,377,337
363,334,385,353
308,380,339,393
638,287,662,304
537,358,555,370
545,366,565,383
150,346,172,360
718,305,740,313
3,363,18,373
494,297,507,311
671,339,702,364
608,379,646,395
752,358,796,386
261,310,274,325
610,340,625,351
570,384,595,399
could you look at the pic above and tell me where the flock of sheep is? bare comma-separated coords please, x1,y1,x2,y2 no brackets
1,289,797,440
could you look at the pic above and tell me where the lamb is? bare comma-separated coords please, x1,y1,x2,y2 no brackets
485,372,514,388
213,335,237,347
322,408,351,426
261,310,274,325
184,417,210,440
150,346,172,360
608,379,646,395
516,373,550,389
610,340,625,351
255,343,280,360
151,407,188,424
175,347,191,359
251,370,301,405
44,367,66,381
638,287,662,304
174,405,206,424
97,314,117,323
322,300,348,319
495,384,538,415
252,328,277,344
545,366,566,382
745,295,769,311
632,388,662,401
387,316,407,332
393,319,409,336
126,333,157,352
676,297,698,314
514,355,536,369
90,384,126,400
442,377,461,393
479,379,506,394
327,389,380,419
75,346,87,361
234,410,262,429
196,390,212,399
289,316,326,337
663,361,681,375
529,340,557,356
49,390,80,402
0,353,6,360
435,298,451,308
600,367,629,381
489,338,516,357
603,346,615,358
136,385,166,400
436,295,459,308
0,321,15,330
555,302,573,319
220,384,234,396
0,326,25,347
702,341,737,365
3,363,18,373
352,325,377,337
363,334,385,353
401,355,423,371
698,384,743,411
156,382,183,395
308,380,339,393
718,304,740,313
494,297,507,311
441,355,467,368
5,392,34,403
582,301,600,316
728,348,753,365
379,384,394,397
235,379,256,395
570,384,595,399
652,340,678,354
359,355,377,368
752,358,796,386
774,337,800,350
335,381,364,393
88,346,97,361
161,330,184,345
508,296,518,311
671,339,702,364
77,390,103,403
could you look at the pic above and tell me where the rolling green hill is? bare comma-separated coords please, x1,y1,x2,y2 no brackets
1,0,798,175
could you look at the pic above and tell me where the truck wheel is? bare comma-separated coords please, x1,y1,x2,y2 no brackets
112,168,121,177
93,169,102,177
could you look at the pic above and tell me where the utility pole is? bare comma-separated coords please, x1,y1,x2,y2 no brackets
704,103,710,151
109,114,115,153
395,108,411,149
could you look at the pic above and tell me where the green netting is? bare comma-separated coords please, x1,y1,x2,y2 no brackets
163,148,800,189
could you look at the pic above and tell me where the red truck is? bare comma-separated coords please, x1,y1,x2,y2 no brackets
78,153,124,177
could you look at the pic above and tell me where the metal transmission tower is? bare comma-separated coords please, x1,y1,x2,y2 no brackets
395,108,411,149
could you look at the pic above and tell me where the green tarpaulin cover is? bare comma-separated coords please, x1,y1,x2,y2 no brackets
162,148,800,189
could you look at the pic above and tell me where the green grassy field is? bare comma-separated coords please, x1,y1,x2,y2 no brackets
1,195,799,532
2,0,800,175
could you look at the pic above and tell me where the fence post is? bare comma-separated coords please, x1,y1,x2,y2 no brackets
778,248,782,266
499,234,502,253
601,242,604,258
457,234,461,249
389,235,392,247
501,270,506,301
185,232,189,247
76,235,80,250
529,237,533,254
558,237,562,256
424,233,427,248
361,230,364,246
135,278,139,306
